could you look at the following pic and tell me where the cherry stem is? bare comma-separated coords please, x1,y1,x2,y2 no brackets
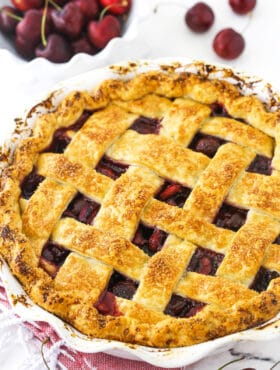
40,337,50,370
99,0,128,20
3,10,22,22
48,0,62,11
41,0,49,47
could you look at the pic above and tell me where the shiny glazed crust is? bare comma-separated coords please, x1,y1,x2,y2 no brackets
1,69,280,348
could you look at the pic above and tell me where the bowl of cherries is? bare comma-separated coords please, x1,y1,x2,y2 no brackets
0,0,135,63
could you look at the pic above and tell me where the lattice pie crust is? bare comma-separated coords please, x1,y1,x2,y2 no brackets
1,69,280,348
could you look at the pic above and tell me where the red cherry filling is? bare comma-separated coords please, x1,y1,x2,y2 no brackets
246,155,272,176
214,203,248,231
155,180,191,208
210,102,230,117
189,133,226,158
95,155,129,180
42,111,91,154
132,223,168,256
187,246,224,276
164,294,205,318
21,167,45,199
273,235,280,245
108,271,138,300
250,267,280,293
39,241,70,277
94,291,121,316
62,192,100,224
130,116,161,135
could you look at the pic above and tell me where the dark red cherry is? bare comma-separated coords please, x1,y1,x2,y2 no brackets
195,136,222,157
0,6,22,34
71,35,98,55
16,9,50,45
12,0,43,11
87,15,121,49
75,0,99,20
111,281,137,300
35,34,72,63
51,2,84,39
15,34,36,59
213,28,245,60
99,0,131,15
229,0,256,14
185,2,214,33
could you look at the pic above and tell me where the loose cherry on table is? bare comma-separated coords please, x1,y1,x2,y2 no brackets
229,0,257,14
213,28,245,60
185,2,214,33
87,14,121,49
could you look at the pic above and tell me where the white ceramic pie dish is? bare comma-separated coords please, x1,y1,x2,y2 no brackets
1,58,280,368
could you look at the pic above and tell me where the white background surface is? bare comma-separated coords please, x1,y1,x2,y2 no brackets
0,0,280,369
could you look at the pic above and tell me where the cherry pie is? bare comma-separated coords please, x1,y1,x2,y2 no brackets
1,67,280,348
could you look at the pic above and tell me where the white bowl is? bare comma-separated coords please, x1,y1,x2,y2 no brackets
0,0,149,65
1,58,280,368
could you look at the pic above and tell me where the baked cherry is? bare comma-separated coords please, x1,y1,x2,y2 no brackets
187,247,224,276
130,116,161,135
214,203,248,231
229,0,256,14
213,28,245,60
185,2,214,33
12,0,43,12
0,6,21,34
250,267,279,292
51,2,84,39
71,35,98,55
99,0,131,15
35,34,72,63
164,294,205,318
21,167,44,199
16,9,50,45
87,14,121,49
75,0,99,20
246,155,272,176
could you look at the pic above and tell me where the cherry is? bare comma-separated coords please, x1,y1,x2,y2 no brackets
87,14,121,49
51,2,84,39
16,9,50,45
213,28,245,59
71,35,98,55
185,2,214,33
35,33,72,63
15,34,36,59
12,0,43,12
229,0,257,14
75,0,99,20
0,6,21,34
99,0,131,15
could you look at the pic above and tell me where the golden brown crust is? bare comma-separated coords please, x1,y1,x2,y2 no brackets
1,69,280,349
